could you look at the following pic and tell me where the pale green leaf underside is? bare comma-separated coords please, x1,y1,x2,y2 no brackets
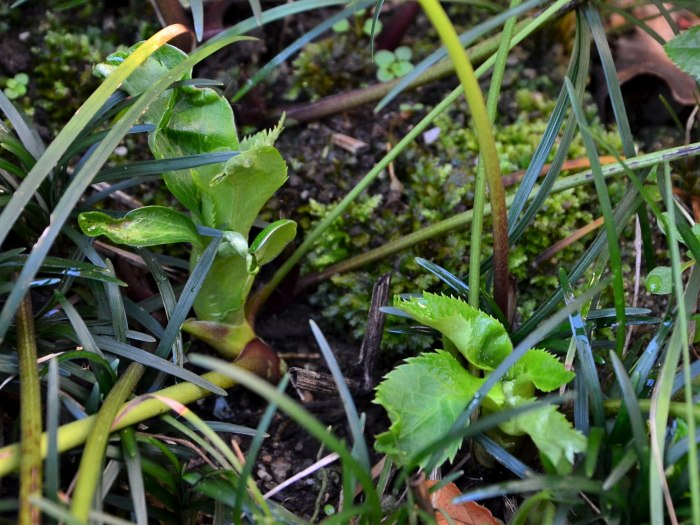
395,292,512,370
250,219,297,266
78,206,200,248
499,403,587,474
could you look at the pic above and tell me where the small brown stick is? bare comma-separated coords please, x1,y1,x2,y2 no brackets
358,273,391,392
288,368,362,396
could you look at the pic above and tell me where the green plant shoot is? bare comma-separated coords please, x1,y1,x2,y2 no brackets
79,43,296,360
374,292,586,472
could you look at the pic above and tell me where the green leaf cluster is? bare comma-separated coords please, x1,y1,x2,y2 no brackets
374,47,414,82
2,73,29,100
374,292,585,471
79,44,295,353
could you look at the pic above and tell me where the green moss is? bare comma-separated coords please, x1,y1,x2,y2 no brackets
304,88,624,352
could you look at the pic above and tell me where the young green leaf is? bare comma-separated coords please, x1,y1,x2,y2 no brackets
78,206,201,248
395,293,512,370
212,146,288,235
646,266,673,295
250,220,297,267
239,116,284,151
665,26,700,82
510,349,575,392
498,403,586,474
374,350,504,468
95,43,189,125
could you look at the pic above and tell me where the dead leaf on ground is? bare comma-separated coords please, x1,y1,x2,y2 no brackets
423,480,502,525
610,3,700,107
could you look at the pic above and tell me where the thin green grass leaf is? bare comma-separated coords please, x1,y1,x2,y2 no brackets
44,358,60,524
94,152,238,183
104,259,128,344
153,234,221,361
630,316,672,393
474,434,531,478
189,421,263,436
138,248,182,365
672,359,700,397
233,376,288,525
560,269,604,429
120,429,147,525
123,298,165,338
52,350,116,395
564,76,627,355
583,2,636,157
609,351,647,457
309,320,370,470
369,0,385,57
191,0,204,41
93,336,226,396
0,89,44,159
453,475,602,503
602,447,638,491
376,0,547,111
661,164,700,522
161,414,231,471
666,433,700,466
0,254,124,285
188,355,383,520
232,0,374,103
415,257,505,323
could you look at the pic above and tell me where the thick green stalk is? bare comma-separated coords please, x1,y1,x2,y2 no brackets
468,0,520,310
604,399,700,423
70,362,145,521
0,341,279,478
418,0,509,315
17,293,42,525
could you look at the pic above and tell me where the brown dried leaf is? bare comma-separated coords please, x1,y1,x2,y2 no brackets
613,4,700,106
424,480,502,525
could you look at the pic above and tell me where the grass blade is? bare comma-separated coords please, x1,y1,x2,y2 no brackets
309,320,370,470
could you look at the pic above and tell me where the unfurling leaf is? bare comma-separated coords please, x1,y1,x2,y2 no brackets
250,220,297,266
395,293,511,370
212,146,288,236
78,206,201,248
